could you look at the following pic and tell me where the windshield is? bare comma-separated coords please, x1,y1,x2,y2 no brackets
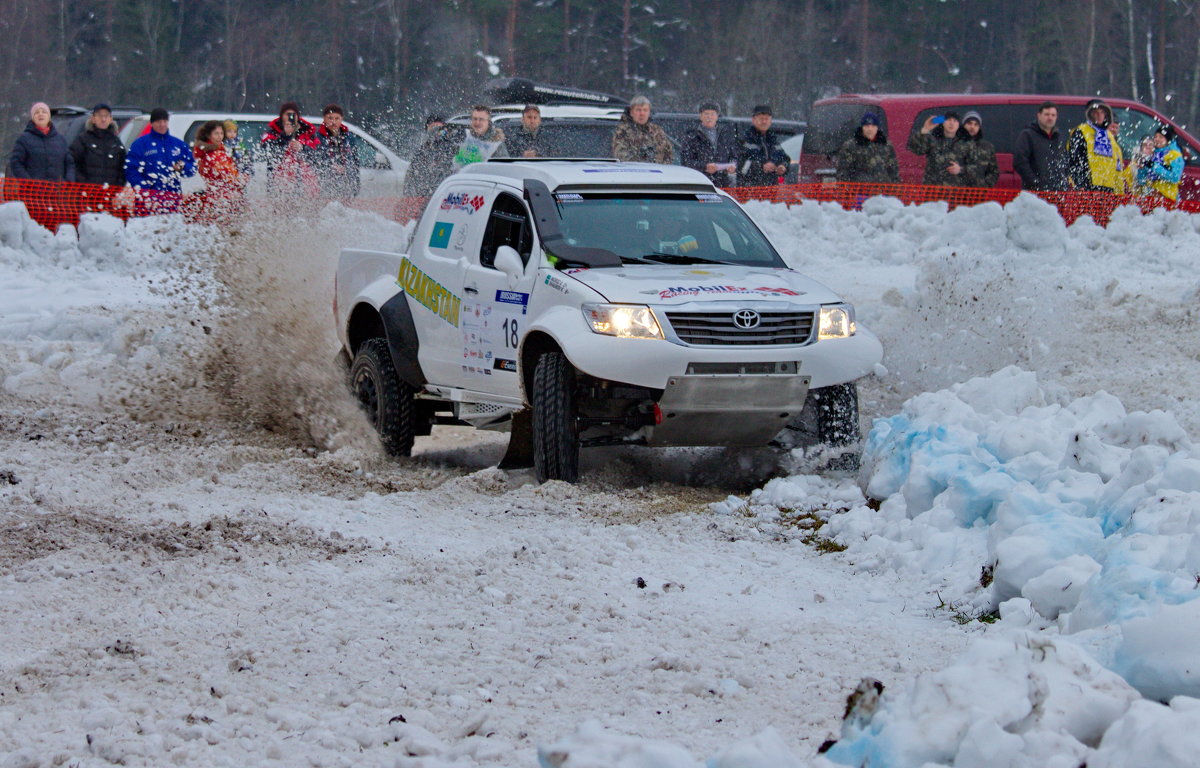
553,193,784,268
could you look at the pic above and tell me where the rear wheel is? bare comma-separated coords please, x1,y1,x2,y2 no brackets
532,352,580,483
350,338,416,457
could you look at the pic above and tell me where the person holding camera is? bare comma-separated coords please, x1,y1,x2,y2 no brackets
908,110,971,186
611,95,672,164
260,101,319,196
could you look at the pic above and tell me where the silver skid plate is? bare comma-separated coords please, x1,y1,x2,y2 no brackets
648,374,811,447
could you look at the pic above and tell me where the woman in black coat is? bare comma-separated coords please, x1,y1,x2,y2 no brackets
68,103,126,186
8,102,75,181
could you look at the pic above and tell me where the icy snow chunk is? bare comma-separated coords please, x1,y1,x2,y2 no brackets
78,213,125,266
1020,554,1102,619
1089,697,1200,768
706,726,801,768
1004,193,1067,254
538,720,701,768
1113,601,1200,701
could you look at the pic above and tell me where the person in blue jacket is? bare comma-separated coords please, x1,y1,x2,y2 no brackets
124,107,195,213
8,101,75,181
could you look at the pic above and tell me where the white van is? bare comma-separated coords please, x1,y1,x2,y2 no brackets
118,111,408,197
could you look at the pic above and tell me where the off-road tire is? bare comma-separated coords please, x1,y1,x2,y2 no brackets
532,352,580,483
351,338,416,457
774,382,862,471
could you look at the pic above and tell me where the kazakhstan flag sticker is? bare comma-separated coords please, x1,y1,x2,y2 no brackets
429,221,454,249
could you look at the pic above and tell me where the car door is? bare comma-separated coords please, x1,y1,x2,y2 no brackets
405,181,493,387
459,189,538,398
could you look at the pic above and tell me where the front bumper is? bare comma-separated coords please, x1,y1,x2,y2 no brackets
648,372,811,447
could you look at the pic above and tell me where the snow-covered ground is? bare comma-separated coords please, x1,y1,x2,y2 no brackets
1,193,1198,767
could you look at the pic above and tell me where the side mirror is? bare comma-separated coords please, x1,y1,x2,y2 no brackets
494,245,524,287
374,151,389,169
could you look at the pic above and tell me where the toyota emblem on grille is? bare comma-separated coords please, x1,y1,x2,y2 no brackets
732,309,760,329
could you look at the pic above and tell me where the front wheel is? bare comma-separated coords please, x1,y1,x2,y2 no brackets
774,381,861,471
350,338,416,457
532,352,580,483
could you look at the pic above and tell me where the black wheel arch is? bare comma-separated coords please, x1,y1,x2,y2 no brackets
346,294,426,388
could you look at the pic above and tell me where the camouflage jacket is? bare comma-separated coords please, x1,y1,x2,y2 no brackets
611,116,673,163
836,129,900,183
960,133,999,188
907,125,972,186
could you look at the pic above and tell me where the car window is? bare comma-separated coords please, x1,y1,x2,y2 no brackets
539,123,616,158
123,117,149,146
781,134,804,162
480,193,533,268
356,138,391,169
1108,107,1174,161
808,104,885,155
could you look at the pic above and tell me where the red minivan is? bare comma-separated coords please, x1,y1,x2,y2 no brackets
800,93,1200,199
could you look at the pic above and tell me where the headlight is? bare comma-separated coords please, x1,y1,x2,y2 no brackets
582,303,664,339
818,304,856,340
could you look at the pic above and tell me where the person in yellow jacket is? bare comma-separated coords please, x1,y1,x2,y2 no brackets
1138,124,1185,201
1068,100,1127,193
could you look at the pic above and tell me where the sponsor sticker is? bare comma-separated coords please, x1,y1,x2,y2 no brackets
581,168,664,173
555,193,584,203
493,358,518,372
495,290,529,314
544,275,569,293
397,258,461,326
657,285,803,301
429,221,454,249
439,192,486,214
695,193,722,203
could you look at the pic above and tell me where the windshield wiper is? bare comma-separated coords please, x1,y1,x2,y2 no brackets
619,255,653,264
639,252,730,266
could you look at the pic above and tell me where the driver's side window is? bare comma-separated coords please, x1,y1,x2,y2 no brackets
480,193,532,269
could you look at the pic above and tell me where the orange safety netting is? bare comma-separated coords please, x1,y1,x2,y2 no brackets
3,177,1198,233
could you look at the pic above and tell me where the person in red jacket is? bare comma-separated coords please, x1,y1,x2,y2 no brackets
193,120,244,220
260,101,319,197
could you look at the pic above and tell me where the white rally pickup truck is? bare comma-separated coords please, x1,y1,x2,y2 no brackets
335,159,882,482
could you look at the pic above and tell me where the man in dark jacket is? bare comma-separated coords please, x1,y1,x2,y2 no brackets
69,103,126,187
1013,102,1069,191
738,105,790,187
907,111,971,186
506,104,548,158
8,102,75,181
680,102,739,187
960,110,999,188
313,104,361,198
836,112,899,184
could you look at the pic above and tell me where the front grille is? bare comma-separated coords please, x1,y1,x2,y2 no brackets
665,310,816,346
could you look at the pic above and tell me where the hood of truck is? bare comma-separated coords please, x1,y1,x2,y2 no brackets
559,264,843,306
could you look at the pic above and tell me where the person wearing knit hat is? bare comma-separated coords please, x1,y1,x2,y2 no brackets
680,100,739,186
8,101,75,181
960,110,999,187
1138,122,1185,201
124,106,195,212
909,109,971,186
738,105,790,187
837,112,899,184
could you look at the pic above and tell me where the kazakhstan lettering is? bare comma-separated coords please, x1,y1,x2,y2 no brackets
398,259,461,327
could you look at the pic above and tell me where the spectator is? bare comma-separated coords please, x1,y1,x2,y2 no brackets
907,110,970,186
403,121,461,197
260,101,320,196
313,104,361,198
222,119,253,177
124,107,194,213
453,105,508,169
68,103,125,186
835,112,899,184
8,101,75,181
680,101,739,186
1138,124,1185,201
1069,100,1127,193
425,114,446,131
506,104,547,158
1013,102,1069,191
737,105,790,187
959,110,999,188
194,121,243,195
612,95,672,163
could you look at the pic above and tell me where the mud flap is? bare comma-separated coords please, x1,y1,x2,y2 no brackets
498,408,535,469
